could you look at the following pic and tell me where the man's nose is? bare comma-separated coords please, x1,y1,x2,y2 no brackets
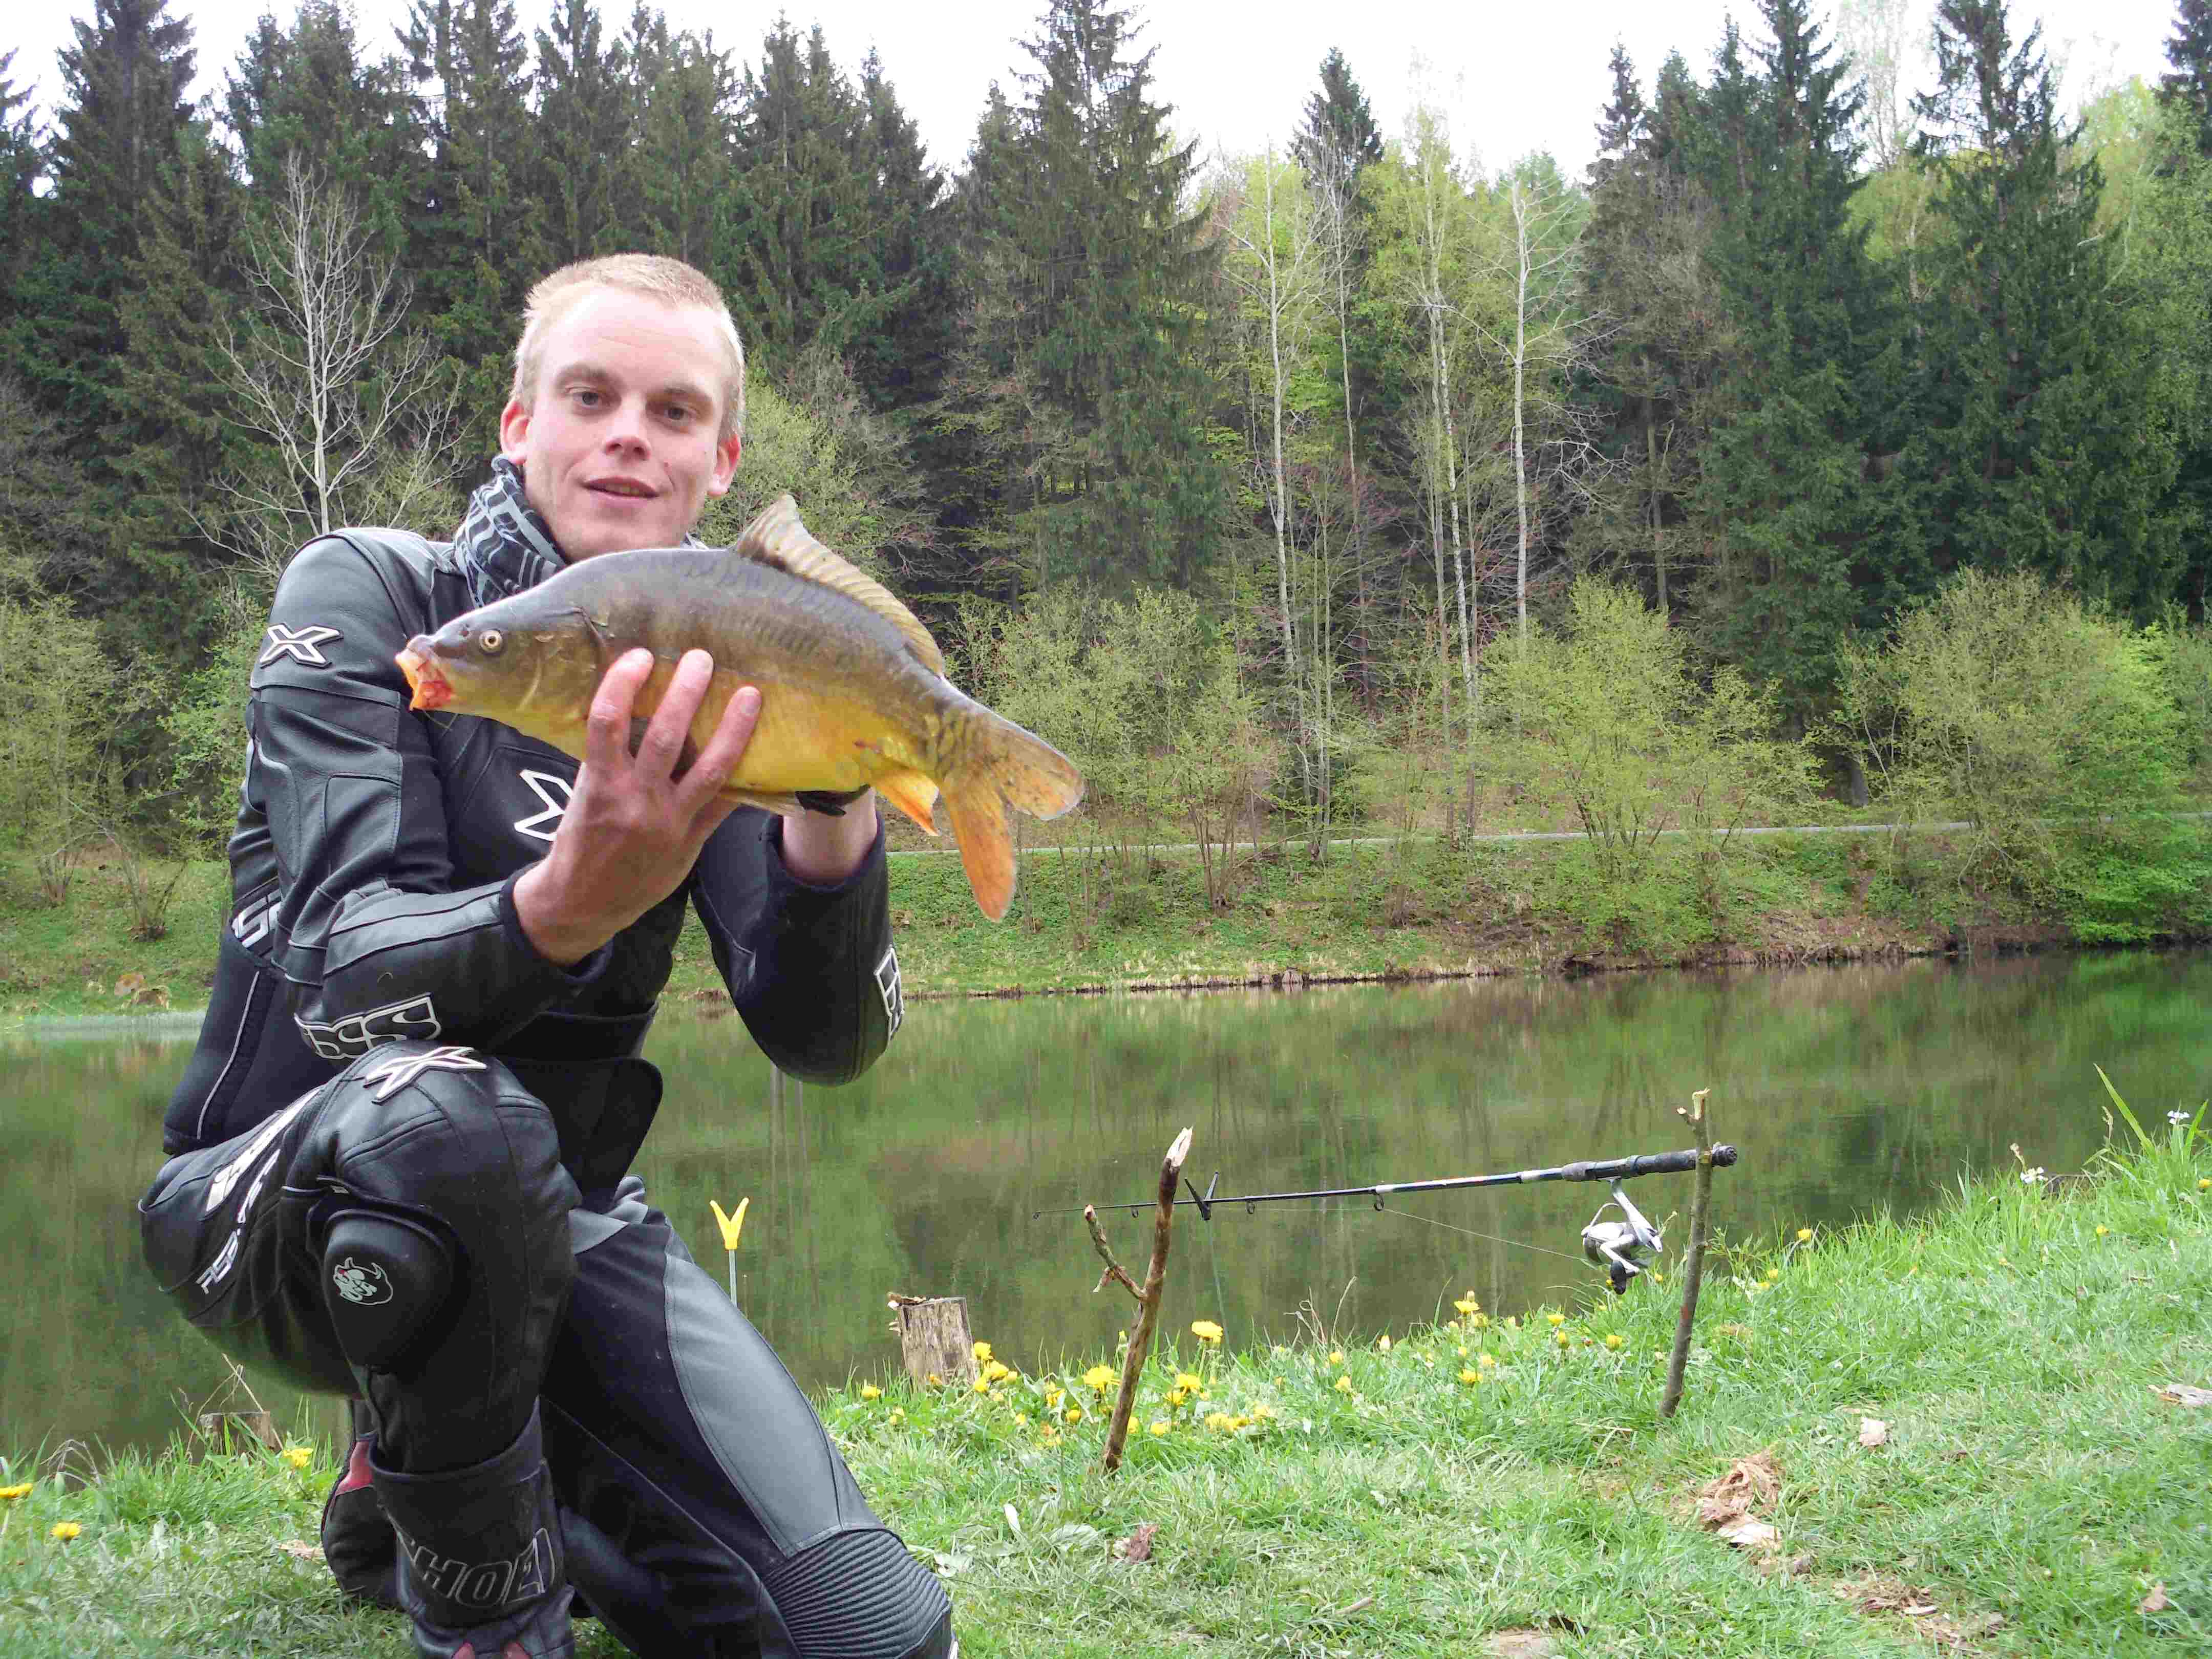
602,396,652,450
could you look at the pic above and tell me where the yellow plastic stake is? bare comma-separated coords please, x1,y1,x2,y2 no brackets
711,1198,749,1300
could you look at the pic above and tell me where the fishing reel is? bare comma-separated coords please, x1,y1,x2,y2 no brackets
1582,1179,1664,1295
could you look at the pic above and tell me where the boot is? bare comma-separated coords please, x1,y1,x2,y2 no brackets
320,1400,399,1609
372,1406,574,1659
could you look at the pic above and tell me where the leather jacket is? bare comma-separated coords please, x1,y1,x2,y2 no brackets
163,526,899,1157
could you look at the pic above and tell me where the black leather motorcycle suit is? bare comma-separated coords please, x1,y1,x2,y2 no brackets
140,526,951,1659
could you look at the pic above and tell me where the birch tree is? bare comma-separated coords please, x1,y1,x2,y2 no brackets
216,156,457,573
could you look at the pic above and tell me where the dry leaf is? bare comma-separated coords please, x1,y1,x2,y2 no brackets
1903,1602,1938,1617
1113,1521,1158,1564
2139,1583,2170,1615
1695,1451,1781,1516
1715,1515,1778,1550
1785,1552,1817,1577
2151,1382,2212,1408
1485,1632,1562,1658
1858,1417,1890,1449
276,1540,324,1561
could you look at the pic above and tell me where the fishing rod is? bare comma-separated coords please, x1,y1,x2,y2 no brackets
1033,1143,1739,1294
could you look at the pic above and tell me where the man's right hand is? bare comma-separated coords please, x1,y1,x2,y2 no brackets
513,647,760,965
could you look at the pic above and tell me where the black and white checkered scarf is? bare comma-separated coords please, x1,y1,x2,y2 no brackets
452,457,707,609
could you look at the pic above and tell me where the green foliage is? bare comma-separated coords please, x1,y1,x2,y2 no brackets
1835,567,2203,939
1486,579,1813,938
0,556,120,858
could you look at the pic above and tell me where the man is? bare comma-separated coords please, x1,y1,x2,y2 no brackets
141,255,954,1659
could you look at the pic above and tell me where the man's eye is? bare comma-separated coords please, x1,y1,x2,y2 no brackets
572,388,603,408
661,403,696,423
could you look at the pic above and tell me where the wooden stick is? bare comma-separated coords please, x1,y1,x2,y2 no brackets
1660,1088,1714,1420
1083,1205,1143,1301
1102,1127,1193,1474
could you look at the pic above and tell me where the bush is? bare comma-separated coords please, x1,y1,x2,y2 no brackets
0,554,118,861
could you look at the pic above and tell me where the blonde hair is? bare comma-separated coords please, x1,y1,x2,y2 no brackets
511,254,747,441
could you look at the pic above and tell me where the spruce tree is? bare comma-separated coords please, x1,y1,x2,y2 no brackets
2161,0,2212,159
1692,0,1913,728
946,0,1226,589
532,0,628,263
1291,48,1382,202
1909,0,2177,612
0,52,44,282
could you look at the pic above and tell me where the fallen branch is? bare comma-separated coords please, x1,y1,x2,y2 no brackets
1083,1205,1143,1301
1102,1127,1193,1474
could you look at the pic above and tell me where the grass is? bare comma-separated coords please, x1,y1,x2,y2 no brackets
5,1114,2207,1656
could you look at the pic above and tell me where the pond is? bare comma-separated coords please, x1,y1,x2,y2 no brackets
2,950,2205,1460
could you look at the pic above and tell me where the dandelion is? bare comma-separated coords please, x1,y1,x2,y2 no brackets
1148,1420,1169,1436
1556,1331,1570,1348
860,1384,882,1400
1478,1352,1495,1368
1453,1296,1480,1317
1605,1334,1625,1351
1505,1316,1520,1331
1545,1311,1565,1327
1376,1334,1392,1352
1190,1320,1224,1346
1204,1412,1231,1432
972,1339,993,1364
1328,1349,1344,1366
2095,1225,2109,1239
1469,1312,1490,1328
1796,1227,1814,1242
972,1376,990,1395
1763,1268,1780,1284
50,1522,80,1541
889,1408,906,1426
1229,1415,1250,1430
1456,1345,1469,1358
1175,1372,1202,1392
1458,1368,1480,1385
1,1483,34,1501
1043,1386,1063,1409
984,1360,1014,1384
1065,1408,1083,1426
1166,1388,1188,1408
1271,1344,1288,1356
1334,1374,1353,1394
281,1446,313,1470
925,1372,942,1387
1083,1364,1117,1391
1013,1412,1029,1427
1251,1403,1276,1421
2200,1179,2211,1192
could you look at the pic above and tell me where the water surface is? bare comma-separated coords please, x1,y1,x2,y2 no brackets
2,951,2203,1457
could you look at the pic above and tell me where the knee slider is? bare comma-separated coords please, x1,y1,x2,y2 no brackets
760,1527,951,1659
320,1207,455,1374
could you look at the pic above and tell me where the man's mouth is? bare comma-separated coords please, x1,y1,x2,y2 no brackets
586,479,657,500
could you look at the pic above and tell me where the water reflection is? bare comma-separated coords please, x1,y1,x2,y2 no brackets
2,951,2204,1457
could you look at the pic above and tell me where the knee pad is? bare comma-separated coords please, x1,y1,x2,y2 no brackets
319,1206,456,1374
759,1527,952,1659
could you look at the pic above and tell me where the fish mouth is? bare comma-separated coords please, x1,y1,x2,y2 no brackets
395,642,452,711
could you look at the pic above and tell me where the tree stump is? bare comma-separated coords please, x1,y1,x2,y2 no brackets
893,1296,977,1387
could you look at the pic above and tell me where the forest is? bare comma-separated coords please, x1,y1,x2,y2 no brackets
3,0,2210,947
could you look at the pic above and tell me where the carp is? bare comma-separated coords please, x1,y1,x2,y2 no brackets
394,494,1082,919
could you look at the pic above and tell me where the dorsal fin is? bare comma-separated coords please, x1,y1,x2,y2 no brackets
730,494,945,676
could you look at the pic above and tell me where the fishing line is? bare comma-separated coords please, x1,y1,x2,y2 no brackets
1373,1204,1587,1263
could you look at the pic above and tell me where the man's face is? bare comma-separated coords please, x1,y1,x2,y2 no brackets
499,286,742,560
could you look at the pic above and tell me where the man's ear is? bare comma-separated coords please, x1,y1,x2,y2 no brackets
498,397,532,463
705,430,742,498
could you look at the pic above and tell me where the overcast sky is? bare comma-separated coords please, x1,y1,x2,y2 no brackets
5,1,2186,180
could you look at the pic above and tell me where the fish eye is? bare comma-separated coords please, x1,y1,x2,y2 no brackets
479,629,505,655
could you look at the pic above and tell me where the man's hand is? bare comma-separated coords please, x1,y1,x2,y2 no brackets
514,648,759,965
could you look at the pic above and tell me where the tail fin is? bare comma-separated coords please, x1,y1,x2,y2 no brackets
944,711,1083,920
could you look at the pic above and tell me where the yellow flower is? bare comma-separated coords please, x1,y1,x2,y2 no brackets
1148,1420,1169,1436
1190,1320,1224,1345
888,1408,905,1426
1334,1374,1353,1394
1763,1268,1780,1283
2199,1178,2209,1192
984,1360,1014,1384
1797,1227,1814,1242
972,1339,993,1363
925,1372,943,1387
1013,1412,1029,1427
988,1389,1006,1404
1229,1414,1250,1430
1456,1345,1469,1358
709,1197,749,1253
1555,1331,1570,1348
1204,1412,1231,1432
50,1521,80,1541
1083,1364,1117,1391
1458,1368,1480,1385
280,1446,313,1470
1065,1407,1083,1425
1175,1371,1202,1391
1271,1344,1288,1356
2095,1225,2110,1239
1478,1352,1495,1368
1376,1334,1392,1351
1469,1312,1490,1328
1,1483,34,1500
1605,1334,1624,1351
860,1384,883,1400
1166,1388,1188,1408
1453,1296,1480,1316
972,1376,990,1394
1043,1386,1063,1408
1505,1316,1520,1330
1328,1349,1344,1366
1545,1311,1565,1327
1251,1403,1275,1421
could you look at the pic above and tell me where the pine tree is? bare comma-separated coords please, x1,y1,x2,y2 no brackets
27,0,197,436
946,0,1226,589
2161,0,2212,159
1291,47,1382,202
1909,0,2178,612
1692,0,1914,728
531,0,628,263
1588,41,1647,192
0,51,44,281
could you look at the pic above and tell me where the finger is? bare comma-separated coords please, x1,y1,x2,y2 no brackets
676,683,761,824
584,649,655,773
634,648,712,781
